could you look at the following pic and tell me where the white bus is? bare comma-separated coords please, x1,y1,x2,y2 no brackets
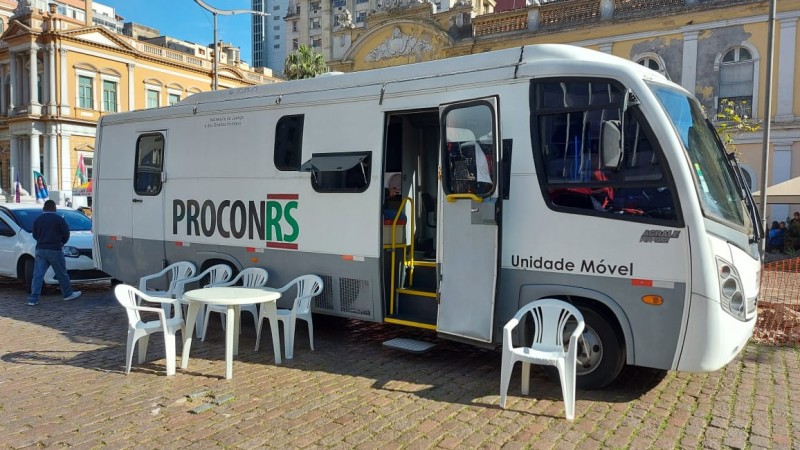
93,44,762,389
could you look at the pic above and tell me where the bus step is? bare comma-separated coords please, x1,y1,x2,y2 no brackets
382,338,436,354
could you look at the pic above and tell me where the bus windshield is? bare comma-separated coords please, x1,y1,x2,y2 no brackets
649,83,749,230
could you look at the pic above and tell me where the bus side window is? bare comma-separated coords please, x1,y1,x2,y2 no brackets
442,103,496,197
533,79,678,223
134,133,164,196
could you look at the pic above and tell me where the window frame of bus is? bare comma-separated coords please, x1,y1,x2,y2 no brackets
274,114,304,171
529,77,683,226
440,100,498,198
133,132,165,196
302,151,372,193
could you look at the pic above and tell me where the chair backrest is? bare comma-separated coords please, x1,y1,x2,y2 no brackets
176,264,234,297
283,274,324,314
512,299,584,353
139,261,197,295
115,284,145,326
235,267,269,287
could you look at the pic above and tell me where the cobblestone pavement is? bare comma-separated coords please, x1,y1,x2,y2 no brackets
1,280,799,449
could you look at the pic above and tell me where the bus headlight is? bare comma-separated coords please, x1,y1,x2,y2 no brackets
716,257,747,321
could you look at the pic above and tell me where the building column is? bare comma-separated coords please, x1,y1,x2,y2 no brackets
47,130,58,192
776,18,797,122
127,63,135,111
771,142,793,221
29,47,41,115
8,52,16,113
60,133,72,194
47,44,57,115
0,64,6,116
29,132,41,195
59,48,69,115
681,31,699,93
9,136,18,192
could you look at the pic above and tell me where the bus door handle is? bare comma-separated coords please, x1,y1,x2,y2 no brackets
132,198,143,203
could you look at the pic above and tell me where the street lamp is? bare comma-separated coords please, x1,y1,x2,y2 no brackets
194,0,270,91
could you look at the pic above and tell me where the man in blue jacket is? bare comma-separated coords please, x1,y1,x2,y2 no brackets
27,200,81,306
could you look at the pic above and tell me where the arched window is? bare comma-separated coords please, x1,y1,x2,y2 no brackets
635,53,668,79
719,47,754,118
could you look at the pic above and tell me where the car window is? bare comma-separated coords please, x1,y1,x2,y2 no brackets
11,209,92,232
0,218,13,236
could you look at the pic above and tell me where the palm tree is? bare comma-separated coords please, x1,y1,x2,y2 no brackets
283,45,328,80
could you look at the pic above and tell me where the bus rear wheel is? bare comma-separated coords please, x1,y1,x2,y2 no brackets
546,306,625,390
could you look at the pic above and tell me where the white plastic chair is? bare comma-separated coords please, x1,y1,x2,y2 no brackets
499,299,585,420
173,264,234,337
254,274,323,359
114,284,185,376
138,261,196,299
201,267,269,341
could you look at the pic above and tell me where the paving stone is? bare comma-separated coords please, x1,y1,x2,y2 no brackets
1,281,799,448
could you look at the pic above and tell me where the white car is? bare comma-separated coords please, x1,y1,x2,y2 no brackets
0,203,110,292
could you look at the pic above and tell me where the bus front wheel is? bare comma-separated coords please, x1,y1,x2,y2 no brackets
546,307,625,390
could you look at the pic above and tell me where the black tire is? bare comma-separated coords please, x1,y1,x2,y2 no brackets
23,258,34,294
545,306,626,390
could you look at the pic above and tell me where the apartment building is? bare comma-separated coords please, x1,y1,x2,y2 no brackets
0,0,279,204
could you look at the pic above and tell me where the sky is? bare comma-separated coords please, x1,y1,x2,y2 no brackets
98,0,258,65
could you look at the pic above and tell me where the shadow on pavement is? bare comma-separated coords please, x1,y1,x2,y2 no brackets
1,279,666,407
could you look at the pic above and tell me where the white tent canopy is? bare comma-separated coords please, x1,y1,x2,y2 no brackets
752,177,800,204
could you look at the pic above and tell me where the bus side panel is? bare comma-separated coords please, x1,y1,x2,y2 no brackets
499,172,691,371
94,124,137,282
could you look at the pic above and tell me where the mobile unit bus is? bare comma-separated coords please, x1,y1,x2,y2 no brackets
93,44,762,389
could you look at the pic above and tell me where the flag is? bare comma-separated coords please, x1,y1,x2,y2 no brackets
14,171,19,203
75,154,88,184
33,171,48,202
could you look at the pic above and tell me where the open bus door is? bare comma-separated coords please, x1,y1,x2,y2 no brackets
436,98,500,343
131,132,168,274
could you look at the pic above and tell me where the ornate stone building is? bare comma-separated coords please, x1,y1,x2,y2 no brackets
0,0,280,204
322,0,800,218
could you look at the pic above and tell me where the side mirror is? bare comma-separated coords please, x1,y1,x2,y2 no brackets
600,120,623,170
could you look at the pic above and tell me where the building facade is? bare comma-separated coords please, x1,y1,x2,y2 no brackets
253,0,289,75
316,0,799,220
0,0,279,204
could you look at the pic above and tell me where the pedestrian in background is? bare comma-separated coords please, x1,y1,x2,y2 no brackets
27,200,81,306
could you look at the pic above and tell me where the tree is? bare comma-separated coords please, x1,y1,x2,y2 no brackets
714,99,761,155
283,45,328,80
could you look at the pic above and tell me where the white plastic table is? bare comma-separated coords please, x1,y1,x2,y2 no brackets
180,286,281,379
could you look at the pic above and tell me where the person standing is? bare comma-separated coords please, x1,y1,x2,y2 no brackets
27,200,81,306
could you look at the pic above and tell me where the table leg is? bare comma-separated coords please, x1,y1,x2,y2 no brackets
181,301,202,370
232,305,241,356
225,305,235,379
262,301,282,365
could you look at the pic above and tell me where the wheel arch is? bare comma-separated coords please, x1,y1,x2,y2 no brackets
518,284,635,365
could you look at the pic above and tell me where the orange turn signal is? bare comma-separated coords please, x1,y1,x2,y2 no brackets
642,295,663,305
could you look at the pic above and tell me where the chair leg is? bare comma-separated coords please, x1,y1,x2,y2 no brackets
499,351,514,408
563,358,577,420
201,310,212,342
555,359,574,420
521,362,531,396
283,317,296,359
305,316,314,351
125,331,136,375
254,314,264,351
164,332,177,376
137,335,150,364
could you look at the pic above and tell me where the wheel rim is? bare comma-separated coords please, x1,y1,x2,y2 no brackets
576,326,604,375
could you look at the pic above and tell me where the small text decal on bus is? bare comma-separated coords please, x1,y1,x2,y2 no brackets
640,229,681,244
172,194,300,250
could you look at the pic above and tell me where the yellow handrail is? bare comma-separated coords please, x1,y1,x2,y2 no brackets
388,196,414,315
446,193,484,203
